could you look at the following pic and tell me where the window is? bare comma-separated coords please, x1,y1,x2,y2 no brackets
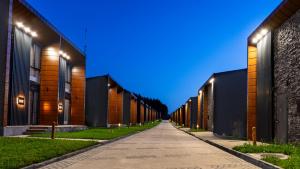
30,43,41,83
65,63,71,93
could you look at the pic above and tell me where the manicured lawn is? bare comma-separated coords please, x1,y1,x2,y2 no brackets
233,143,300,169
31,121,161,140
0,137,97,169
189,128,206,132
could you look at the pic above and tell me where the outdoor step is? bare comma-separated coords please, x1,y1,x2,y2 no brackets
29,126,49,130
27,129,48,132
23,131,46,135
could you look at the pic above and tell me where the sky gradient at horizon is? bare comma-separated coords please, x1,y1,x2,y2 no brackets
27,0,282,113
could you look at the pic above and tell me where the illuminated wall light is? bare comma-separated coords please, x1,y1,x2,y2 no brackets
24,27,31,33
209,78,215,84
261,29,268,36
252,38,258,44
252,28,269,44
16,95,25,106
58,103,64,113
31,31,38,37
16,22,24,28
15,21,38,38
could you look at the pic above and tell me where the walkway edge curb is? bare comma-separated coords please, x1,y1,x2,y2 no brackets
22,123,160,169
174,125,281,169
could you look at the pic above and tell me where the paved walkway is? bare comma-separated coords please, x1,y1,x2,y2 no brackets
40,121,260,169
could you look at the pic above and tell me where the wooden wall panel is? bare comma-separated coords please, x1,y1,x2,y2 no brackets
130,98,137,124
39,47,59,125
203,89,208,130
247,46,257,140
140,104,144,123
108,88,122,124
197,93,202,128
71,66,85,125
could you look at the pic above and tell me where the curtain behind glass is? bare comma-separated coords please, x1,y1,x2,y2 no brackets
10,28,32,125
58,57,66,124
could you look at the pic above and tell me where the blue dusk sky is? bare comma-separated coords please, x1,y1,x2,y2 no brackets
27,0,282,113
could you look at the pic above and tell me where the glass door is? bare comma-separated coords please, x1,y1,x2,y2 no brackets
28,89,39,125
64,99,70,125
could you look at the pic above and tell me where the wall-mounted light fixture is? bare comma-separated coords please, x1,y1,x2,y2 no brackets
199,90,202,95
58,103,63,113
16,95,25,106
16,22,38,37
59,50,71,60
209,78,215,84
107,83,111,87
252,29,268,44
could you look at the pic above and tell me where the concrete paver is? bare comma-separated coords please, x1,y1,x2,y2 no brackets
40,121,260,169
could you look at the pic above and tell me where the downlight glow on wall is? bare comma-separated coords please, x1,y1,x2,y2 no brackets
16,22,38,37
252,29,268,44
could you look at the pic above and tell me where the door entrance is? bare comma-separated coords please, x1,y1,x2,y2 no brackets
28,87,39,125
64,99,70,125
275,94,288,143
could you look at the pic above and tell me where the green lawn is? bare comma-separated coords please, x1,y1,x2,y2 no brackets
0,137,97,169
233,144,300,169
189,128,206,132
31,121,161,140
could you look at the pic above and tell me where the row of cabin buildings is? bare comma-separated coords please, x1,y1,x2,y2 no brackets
0,0,160,136
171,0,300,143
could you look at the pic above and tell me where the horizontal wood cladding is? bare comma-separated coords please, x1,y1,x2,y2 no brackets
39,47,59,125
108,87,123,124
247,46,257,140
197,94,202,128
130,98,137,124
71,66,85,125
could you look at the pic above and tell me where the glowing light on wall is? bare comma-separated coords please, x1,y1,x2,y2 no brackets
58,103,64,113
59,50,71,60
209,78,215,84
16,95,25,108
16,22,38,38
252,28,269,44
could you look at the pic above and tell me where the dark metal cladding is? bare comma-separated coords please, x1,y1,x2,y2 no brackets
85,76,109,127
213,69,247,139
190,97,198,128
122,91,131,125
256,32,273,142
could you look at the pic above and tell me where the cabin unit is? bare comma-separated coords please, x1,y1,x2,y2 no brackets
198,69,247,138
247,0,300,143
1,0,86,135
86,75,125,127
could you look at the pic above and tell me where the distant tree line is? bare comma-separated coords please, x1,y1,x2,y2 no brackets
135,93,170,120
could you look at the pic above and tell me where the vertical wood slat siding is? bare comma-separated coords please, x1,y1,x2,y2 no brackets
247,46,257,140
197,94,201,128
71,66,85,125
203,89,208,130
140,104,144,123
39,47,59,125
108,88,122,124
130,98,137,124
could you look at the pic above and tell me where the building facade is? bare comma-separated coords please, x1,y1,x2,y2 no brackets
247,0,300,143
1,0,86,135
